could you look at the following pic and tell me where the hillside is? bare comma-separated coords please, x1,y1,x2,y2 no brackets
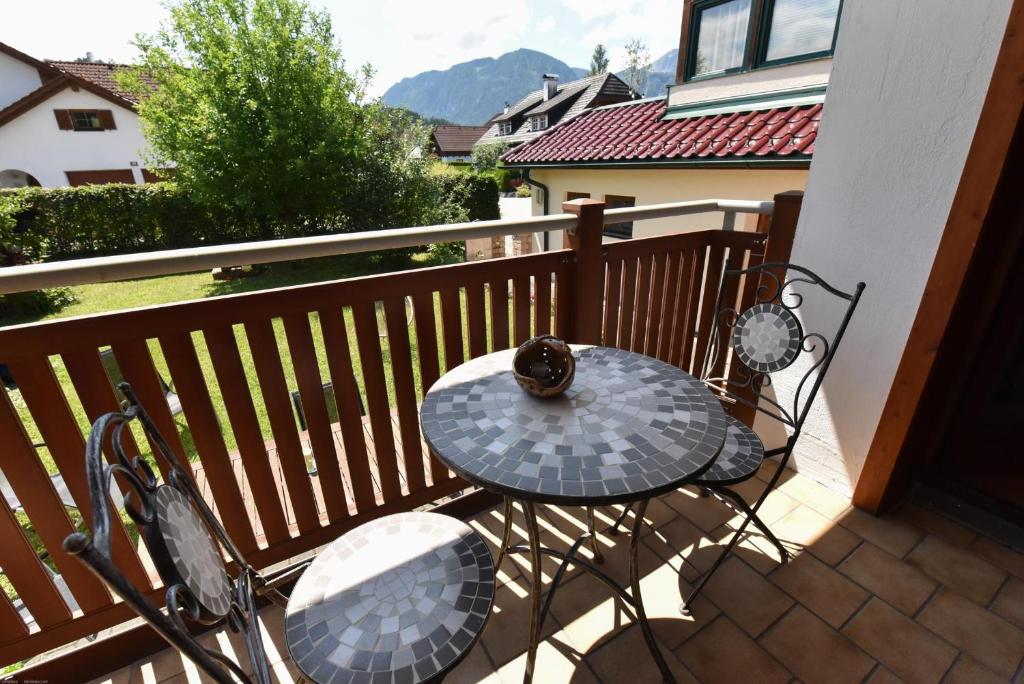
618,49,678,97
381,49,584,125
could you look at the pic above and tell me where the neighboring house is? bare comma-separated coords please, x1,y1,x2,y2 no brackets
430,125,488,163
503,0,839,249
474,72,633,152
0,42,156,188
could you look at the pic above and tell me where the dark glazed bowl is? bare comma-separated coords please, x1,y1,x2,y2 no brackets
512,335,575,398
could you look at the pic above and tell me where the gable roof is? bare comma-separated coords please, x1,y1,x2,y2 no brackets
476,72,633,147
501,98,820,167
431,125,489,154
48,61,148,104
0,43,142,129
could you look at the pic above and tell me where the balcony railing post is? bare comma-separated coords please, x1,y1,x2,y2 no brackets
762,190,803,271
563,198,605,345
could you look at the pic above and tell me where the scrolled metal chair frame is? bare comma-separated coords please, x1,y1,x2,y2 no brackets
63,383,301,684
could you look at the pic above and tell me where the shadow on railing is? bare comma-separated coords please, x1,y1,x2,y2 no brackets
0,192,801,676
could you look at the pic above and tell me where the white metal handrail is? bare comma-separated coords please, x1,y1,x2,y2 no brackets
0,198,772,294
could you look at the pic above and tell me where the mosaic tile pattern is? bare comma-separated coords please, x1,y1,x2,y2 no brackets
286,512,494,684
695,415,765,485
421,346,728,505
154,485,232,617
732,303,803,373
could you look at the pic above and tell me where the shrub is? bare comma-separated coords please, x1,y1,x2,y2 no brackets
516,183,532,198
0,288,77,324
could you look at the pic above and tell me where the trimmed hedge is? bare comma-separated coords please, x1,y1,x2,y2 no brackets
0,172,499,264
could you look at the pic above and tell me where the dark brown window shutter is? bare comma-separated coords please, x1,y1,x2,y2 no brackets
54,109,73,130
97,110,116,130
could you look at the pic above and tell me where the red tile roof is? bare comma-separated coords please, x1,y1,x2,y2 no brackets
47,61,149,104
431,125,489,154
502,99,820,165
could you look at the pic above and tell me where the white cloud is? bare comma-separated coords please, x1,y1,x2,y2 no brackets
536,15,557,33
560,0,637,22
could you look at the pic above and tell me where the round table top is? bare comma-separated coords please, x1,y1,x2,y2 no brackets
285,512,495,684
421,345,728,505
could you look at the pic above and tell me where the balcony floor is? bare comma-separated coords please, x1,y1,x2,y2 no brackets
90,463,1024,683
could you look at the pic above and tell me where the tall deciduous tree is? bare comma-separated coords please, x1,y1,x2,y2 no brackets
121,0,428,236
623,39,652,97
589,44,609,75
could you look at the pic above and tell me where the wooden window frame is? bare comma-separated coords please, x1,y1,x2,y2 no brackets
681,0,843,83
603,194,635,239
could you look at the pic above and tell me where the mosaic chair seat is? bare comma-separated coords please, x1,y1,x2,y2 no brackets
611,262,864,610
63,384,494,684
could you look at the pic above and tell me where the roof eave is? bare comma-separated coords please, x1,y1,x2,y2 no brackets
503,156,813,170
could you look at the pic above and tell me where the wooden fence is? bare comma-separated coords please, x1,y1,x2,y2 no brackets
0,192,799,673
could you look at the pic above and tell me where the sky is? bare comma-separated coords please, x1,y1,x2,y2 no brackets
1,0,682,97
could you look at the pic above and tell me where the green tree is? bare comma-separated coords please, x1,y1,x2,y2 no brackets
589,44,609,75
623,39,651,97
121,0,427,236
471,142,510,172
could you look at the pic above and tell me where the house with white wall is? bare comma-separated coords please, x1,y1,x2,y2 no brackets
503,0,838,249
0,42,154,188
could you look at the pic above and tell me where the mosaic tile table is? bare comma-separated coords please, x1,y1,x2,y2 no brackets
421,346,728,683
285,512,495,684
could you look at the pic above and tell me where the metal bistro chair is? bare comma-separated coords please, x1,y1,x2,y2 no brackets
612,262,864,611
100,348,183,417
64,383,495,683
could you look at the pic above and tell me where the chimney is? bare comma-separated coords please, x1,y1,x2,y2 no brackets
503,101,510,115
542,74,558,101
86,51,94,62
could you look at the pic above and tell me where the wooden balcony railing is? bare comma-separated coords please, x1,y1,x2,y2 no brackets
0,192,800,676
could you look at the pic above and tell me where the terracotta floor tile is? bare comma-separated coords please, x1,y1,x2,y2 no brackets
730,476,802,525
842,598,957,684
550,574,635,654
759,605,876,684
944,655,1007,684
770,551,869,627
754,459,784,485
992,577,1024,630
710,514,787,575
836,507,924,559
597,496,680,538
635,548,720,650
970,536,1024,581
917,589,1024,678
675,615,790,684
481,576,561,667
838,542,937,616
660,485,736,532
776,471,852,519
445,641,497,683
893,504,977,548
770,504,862,566
469,510,524,588
492,632,597,684
588,624,697,683
644,513,719,582
905,535,1007,606
701,557,794,637
865,667,903,684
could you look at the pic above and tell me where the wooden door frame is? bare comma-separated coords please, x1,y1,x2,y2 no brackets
853,0,1024,512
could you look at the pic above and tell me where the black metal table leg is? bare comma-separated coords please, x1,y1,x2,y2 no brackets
522,502,543,684
628,499,675,682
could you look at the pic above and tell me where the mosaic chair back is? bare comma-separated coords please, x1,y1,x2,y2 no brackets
700,261,866,455
63,382,285,684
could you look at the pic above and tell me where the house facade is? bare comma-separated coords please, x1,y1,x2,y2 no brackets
503,0,839,249
0,43,153,188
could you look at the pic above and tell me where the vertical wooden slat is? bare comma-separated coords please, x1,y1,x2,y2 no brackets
383,297,427,493
618,257,638,351
679,247,707,372
465,282,487,359
60,349,158,587
350,302,402,501
202,326,290,543
602,258,622,347
0,491,71,628
632,254,654,353
0,379,113,613
159,333,258,552
0,591,27,642
489,278,510,351
657,251,683,363
710,250,745,381
535,273,552,336
512,276,531,345
318,308,378,511
645,253,667,358
410,293,449,484
107,340,182,478
554,270,573,340
692,245,726,377
242,320,319,531
439,287,465,372
281,314,348,522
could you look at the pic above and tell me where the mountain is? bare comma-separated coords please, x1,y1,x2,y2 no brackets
618,49,679,97
382,49,585,126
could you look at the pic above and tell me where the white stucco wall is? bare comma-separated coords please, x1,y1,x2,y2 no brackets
528,166,808,249
667,58,831,110
0,88,149,186
764,0,1014,494
0,52,42,111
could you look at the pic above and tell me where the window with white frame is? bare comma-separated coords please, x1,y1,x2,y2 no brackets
530,114,548,132
499,120,513,135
